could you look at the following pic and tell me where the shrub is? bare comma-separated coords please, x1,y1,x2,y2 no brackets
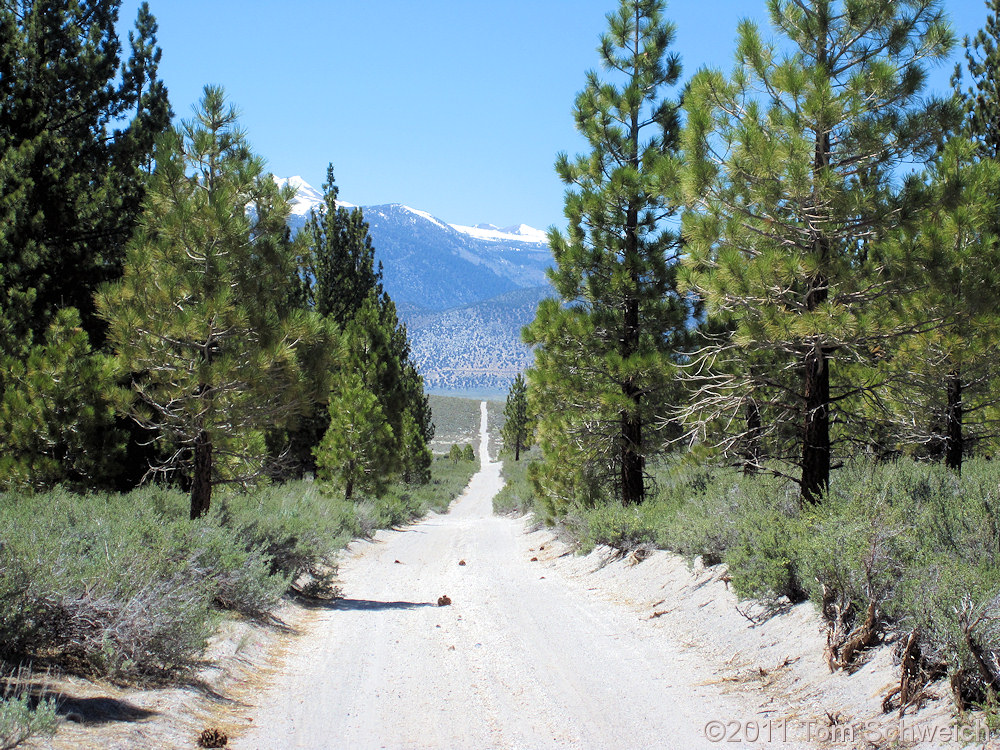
493,449,537,516
0,454,477,682
723,481,807,603
644,462,747,564
580,504,657,553
0,693,57,750
216,481,357,596
0,487,285,676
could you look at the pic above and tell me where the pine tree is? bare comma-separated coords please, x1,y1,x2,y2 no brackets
681,0,955,502
501,373,532,461
0,0,171,349
399,407,433,484
882,138,1000,471
286,168,382,476
297,171,433,485
524,0,689,508
0,1,171,489
303,164,384,325
112,2,173,238
0,309,124,490
955,0,1000,159
315,369,394,500
97,86,320,519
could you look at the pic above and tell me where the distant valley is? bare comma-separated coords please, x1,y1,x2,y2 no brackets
278,177,555,396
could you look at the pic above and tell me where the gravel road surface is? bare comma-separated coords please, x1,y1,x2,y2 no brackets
237,402,792,750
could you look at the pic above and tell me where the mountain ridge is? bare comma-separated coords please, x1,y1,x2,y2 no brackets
278,176,554,395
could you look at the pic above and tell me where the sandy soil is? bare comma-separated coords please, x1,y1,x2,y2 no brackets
233,403,815,750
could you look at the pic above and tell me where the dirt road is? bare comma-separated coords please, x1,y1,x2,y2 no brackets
236,402,799,749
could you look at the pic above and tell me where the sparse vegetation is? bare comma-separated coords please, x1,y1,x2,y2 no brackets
0,692,57,750
493,448,538,517
0,455,475,682
515,455,1000,705
428,395,482,454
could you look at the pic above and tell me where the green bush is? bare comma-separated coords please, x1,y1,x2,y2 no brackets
0,453,478,682
0,692,57,750
580,503,657,553
493,449,537,516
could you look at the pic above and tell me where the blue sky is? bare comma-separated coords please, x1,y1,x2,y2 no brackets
117,1,987,231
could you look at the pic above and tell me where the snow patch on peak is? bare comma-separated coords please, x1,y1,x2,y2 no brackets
274,175,354,216
502,224,549,243
449,222,549,245
401,205,450,231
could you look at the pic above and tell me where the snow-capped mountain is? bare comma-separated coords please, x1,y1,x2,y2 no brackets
278,177,554,395
449,222,549,244
278,177,552,310
274,175,355,220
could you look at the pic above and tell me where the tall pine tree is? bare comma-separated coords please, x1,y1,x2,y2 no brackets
97,87,320,518
0,1,171,489
882,139,1000,471
0,0,171,349
681,0,955,502
295,167,433,486
501,373,532,461
524,0,689,508
955,0,1000,160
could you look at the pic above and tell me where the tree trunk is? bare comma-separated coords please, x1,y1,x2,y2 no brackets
621,403,644,506
801,76,832,505
514,436,521,462
621,290,644,505
801,345,830,504
743,393,762,475
945,369,963,473
190,429,212,519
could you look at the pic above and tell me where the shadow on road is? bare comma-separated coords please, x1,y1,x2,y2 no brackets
331,599,436,612
54,694,160,724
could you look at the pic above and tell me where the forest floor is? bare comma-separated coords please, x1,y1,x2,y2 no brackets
43,402,980,749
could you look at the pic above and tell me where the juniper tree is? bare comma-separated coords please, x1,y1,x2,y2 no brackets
524,0,690,508
97,87,320,518
680,0,955,502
